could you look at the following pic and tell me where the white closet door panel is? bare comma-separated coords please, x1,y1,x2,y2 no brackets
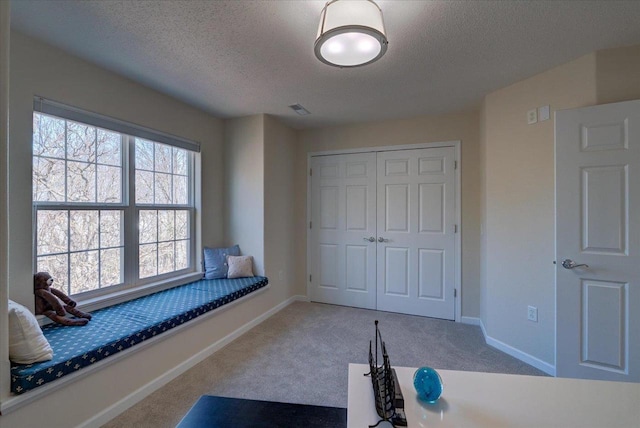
376,147,456,319
310,153,377,309
346,185,368,230
319,186,339,229
385,184,410,232
419,183,444,233
319,243,339,288
346,245,369,292
419,249,445,299
384,247,410,296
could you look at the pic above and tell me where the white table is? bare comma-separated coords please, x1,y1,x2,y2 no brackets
348,363,640,427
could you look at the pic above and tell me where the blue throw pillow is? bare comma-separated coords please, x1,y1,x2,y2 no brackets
203,245,241,279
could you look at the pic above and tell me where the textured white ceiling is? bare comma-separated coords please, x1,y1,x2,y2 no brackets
10,0,640,129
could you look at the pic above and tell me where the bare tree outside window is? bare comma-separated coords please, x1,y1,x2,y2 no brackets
135,138,191,279
34,113,125,296
33,111,194,298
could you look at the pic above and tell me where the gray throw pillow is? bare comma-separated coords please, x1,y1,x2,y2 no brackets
203,245,241,279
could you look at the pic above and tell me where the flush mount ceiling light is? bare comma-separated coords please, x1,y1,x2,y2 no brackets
315,0,388,68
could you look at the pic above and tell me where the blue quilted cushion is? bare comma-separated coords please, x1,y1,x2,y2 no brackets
10,276,269,394
203,245,240,279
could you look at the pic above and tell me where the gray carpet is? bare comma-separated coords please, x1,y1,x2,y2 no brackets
102,302,546,427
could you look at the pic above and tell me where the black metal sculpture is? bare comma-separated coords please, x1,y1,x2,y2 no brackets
366,320,407,427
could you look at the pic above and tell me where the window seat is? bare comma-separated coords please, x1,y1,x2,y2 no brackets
10,276,268,395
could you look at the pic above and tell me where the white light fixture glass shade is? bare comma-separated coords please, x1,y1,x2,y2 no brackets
315,0,388,68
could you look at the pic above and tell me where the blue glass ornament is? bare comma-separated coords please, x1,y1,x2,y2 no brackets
413,366,443,402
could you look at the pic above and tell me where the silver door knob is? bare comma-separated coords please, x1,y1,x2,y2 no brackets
363,237,375,242
561,259,589,269
378,237,387,243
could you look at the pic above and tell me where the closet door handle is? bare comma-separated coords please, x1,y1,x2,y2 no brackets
363,237,376,242
378,237,388,243
561,259,589,270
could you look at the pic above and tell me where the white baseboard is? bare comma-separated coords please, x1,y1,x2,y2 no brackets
479,319,556,376
460,316,481,326
81,294,306,428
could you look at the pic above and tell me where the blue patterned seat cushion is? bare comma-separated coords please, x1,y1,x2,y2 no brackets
10,276,268,395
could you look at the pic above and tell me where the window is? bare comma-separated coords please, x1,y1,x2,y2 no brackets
32,101,199,298
135,138,191,279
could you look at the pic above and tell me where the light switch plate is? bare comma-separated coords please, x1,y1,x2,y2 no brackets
527,109,537,124
538,105,550,121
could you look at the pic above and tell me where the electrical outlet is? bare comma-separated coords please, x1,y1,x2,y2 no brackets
527,109,538,124
527,306,538,322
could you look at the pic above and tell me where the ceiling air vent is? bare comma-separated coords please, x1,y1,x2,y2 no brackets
289,104,311,116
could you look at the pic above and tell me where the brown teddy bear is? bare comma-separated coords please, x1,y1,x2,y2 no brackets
34,272,92,326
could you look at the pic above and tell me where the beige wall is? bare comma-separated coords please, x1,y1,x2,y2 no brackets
264,115,297,295
596,44,640,105
223,114,298,299
481,44,640,367
2,20,638,424
478,99,487,322
0,0,11,404
295,110,482,318
224,115,265,276
8,32,225,308
481,52,598,366
1,33,297,425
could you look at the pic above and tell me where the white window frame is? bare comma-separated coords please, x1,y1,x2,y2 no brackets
131,137,196,285
32,98,200,303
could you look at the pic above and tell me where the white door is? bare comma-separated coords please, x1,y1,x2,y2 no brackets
556,100,640,382
376,147,456,320
310,153,377,309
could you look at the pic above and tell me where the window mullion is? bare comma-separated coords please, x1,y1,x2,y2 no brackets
64,120,68,203
189,154,195,271
97,210,102,289
152,143,156,204
123,135,138,286
66,209,71,296
155,209,159,276
173,210,177,271
93,127,98,204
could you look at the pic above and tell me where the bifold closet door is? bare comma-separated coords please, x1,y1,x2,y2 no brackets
376,147,456,320
309,153,377,309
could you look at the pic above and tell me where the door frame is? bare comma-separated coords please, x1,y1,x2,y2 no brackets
306,141,462,322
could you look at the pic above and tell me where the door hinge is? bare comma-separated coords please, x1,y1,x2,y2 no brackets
454,160,458,170
309,274,312,282
454,288,457,298
310,168,312,176
309,221,312,229
454,224,458,233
